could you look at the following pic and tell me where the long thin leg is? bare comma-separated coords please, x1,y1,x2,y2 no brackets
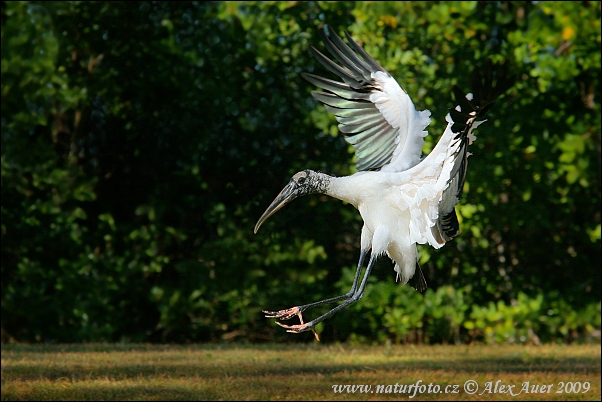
276,253,378,334
263,249,367,321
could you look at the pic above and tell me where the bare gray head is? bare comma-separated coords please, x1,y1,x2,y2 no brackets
254,169,329,233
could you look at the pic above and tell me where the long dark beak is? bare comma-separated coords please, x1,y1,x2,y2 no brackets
254,180,298,234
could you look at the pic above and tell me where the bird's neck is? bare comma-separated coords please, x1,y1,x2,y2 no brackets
318,172,369,207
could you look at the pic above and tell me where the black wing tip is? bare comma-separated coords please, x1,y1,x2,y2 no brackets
457,59,515,105
408,261,428,294
439,209,460,240
470,58,516,108
448,59,515,133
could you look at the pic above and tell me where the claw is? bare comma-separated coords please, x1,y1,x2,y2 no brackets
264,307,320,341
298,311,320,342
263,307,300,321
275,321,311,333
275,315,320,341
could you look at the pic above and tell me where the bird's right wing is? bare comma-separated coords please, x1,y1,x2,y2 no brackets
302,25,431,172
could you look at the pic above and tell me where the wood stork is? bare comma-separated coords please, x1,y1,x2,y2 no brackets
254,25,513,337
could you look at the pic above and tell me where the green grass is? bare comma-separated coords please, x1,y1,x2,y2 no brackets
1,343,600,400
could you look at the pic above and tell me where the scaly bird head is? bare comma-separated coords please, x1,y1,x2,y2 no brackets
254,170,327,234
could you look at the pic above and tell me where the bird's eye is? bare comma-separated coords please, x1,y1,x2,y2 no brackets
297,176,306,184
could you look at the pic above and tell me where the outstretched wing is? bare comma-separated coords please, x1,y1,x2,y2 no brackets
391,60,513,249
302,25,431,172
430,60,514,245
399,60,513,248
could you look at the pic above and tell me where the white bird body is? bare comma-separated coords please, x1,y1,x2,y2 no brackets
324,117,477,285
254,25,512,336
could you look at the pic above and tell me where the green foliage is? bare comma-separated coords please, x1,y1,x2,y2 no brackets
333,267,600,345
465,294,601,344
1,1,600,343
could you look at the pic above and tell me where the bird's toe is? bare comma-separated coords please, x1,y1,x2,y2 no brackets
263,307,300,320
275,321,312,333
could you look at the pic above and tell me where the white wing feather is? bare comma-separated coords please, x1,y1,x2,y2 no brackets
370,71,431,172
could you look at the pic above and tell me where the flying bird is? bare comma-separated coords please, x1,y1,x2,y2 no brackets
254,25,513,338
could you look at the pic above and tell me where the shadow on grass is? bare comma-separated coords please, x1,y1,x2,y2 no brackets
4,345,601,382
1,383,217,401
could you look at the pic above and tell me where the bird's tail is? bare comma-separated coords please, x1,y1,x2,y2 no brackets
407,260,428,293
395,260,428,294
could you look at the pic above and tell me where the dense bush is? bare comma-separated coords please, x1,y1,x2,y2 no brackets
334,270,600,344
1,1,600,343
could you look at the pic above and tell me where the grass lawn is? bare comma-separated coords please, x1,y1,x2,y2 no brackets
1,343,600,400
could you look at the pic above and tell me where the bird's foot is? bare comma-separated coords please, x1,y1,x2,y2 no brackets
263,307,301,321
264,307,319,341
276,317,320,341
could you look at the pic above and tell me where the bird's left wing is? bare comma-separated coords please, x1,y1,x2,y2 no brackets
393,60,513,249
431,61,513,246
302,26,431,172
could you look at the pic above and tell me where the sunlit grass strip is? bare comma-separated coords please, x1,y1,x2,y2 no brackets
2,344,600,400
